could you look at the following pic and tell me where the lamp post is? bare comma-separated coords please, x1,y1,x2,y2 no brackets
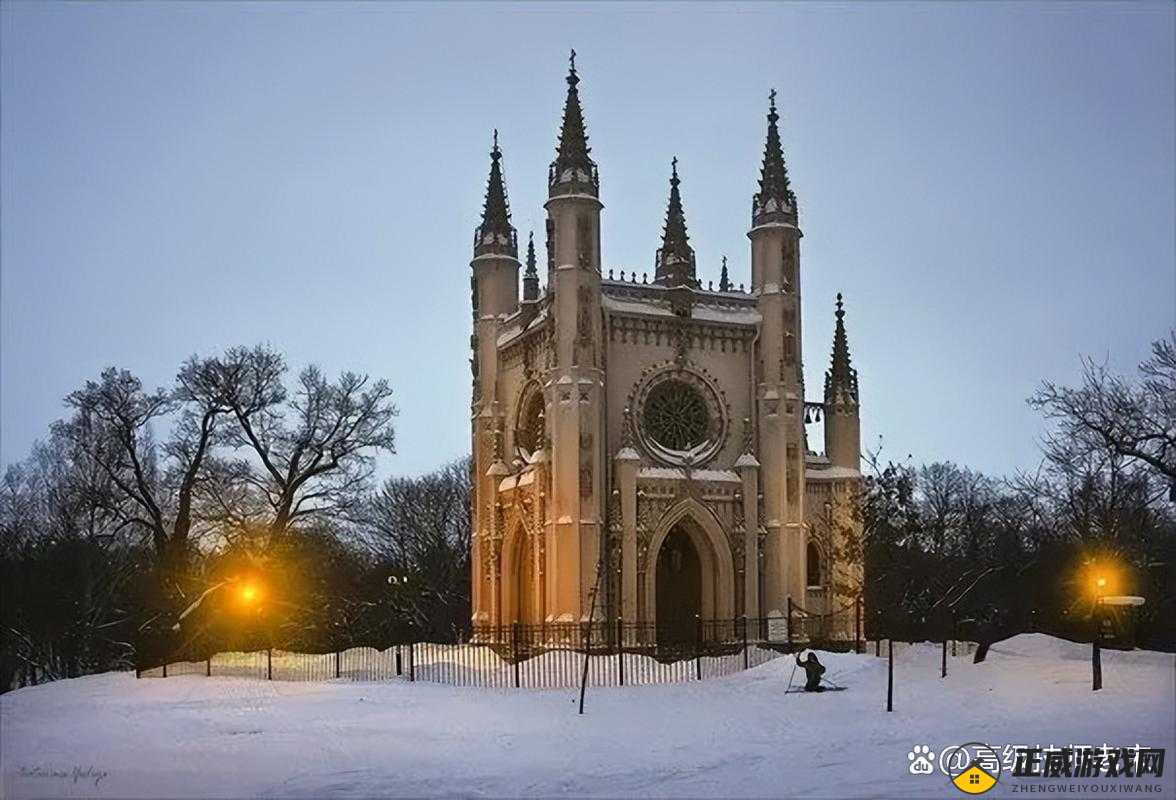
1092,576,1106,691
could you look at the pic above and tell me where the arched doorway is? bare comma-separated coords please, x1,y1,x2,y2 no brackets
642,498,736,630
513,530,537,626
656,524,702,641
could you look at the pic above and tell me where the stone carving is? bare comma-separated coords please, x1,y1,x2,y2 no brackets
576,285,596,365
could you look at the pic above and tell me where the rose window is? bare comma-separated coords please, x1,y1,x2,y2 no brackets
642,380,710,452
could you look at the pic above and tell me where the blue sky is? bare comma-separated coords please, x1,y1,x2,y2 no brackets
2,2,1173,478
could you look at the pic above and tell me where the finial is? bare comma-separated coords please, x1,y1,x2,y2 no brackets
567,49,579,86
836,292,844,319
769,88,777,110
671,155,679,178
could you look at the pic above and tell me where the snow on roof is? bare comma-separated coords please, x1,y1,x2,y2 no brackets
805,466,861,481
638,466,741,483
734,453,760,469
496,305,548,347
600,294,760,326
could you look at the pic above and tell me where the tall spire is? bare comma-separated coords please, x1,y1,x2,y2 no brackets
752,89,798,227
522,231,539,301
719,255,731,292
474,129,518,258
824,293,859,405
654,157,697,287
549,49,599,198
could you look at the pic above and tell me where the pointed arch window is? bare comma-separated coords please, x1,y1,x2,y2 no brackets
806,541,823,589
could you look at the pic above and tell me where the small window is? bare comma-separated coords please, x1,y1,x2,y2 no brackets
806,542,822,588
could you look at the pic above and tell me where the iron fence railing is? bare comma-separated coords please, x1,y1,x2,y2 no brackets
141,604,866,689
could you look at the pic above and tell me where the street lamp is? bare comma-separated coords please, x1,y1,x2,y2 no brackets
1091,572,1110,691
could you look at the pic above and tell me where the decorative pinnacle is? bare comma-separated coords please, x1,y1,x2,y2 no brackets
550,50,597,197
523,231,539,301
752,88,797,226
825,292,859,405
473,129,517,258
655,157,695,287
719,255,731,292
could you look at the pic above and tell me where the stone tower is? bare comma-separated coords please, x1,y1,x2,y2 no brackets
470,57,864,634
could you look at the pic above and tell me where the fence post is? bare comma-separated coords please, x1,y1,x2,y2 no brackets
335,650,341,679
267,648,272,681
695,614,703,680
742,616,749,670
786,597,794,649
512,622,521,689
1091,610,1103,691
162,662,167,679
941,639,947,679
886,639,894,712
395,645,402,676
855,596,863,654
206,657,211,677
408,641,415,682
616,617,624,687
135,666,141,679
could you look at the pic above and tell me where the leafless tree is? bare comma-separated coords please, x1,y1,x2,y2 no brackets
54,363,226,572
203,345,398,540
361,458,471,639
1031,332,1176,487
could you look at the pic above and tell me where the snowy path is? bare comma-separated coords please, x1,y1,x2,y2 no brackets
2,635,1173,798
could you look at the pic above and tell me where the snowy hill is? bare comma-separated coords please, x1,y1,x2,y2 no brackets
2,636,1173,799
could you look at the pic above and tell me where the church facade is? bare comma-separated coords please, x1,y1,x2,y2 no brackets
469,56,863,634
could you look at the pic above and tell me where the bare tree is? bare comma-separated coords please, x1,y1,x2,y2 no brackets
55,365,225,572
205,345,398,539
1,430,141,688
361,458,471,640
1031,332,1176,487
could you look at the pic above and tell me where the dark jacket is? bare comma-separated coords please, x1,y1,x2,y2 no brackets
795,652,826,691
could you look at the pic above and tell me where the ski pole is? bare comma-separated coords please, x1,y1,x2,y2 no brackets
785,659,799,693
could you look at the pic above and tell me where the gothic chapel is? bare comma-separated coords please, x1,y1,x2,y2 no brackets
470,54,863,635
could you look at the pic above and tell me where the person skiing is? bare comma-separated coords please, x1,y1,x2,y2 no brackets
795,651,826,692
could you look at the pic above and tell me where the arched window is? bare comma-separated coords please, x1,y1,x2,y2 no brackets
806,542,822,588
515,387,545,456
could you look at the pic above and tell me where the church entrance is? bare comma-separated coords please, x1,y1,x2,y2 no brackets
512,529,537,626
655,523,702,642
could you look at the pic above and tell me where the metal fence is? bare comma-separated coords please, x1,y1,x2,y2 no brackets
141,607,865,689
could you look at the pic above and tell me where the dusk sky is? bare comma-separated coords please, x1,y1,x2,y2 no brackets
2,1,1173,479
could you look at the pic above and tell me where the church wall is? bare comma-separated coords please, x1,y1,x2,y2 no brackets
603,315,756,469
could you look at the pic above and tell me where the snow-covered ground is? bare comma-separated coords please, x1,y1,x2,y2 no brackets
2,635,1173,799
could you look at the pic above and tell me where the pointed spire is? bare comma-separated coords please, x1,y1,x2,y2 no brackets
719,255,732,292
824,293,859,406
654,157,697,287
752,89,798,227
473,129,518,258
522,231,539,301
549,49,599,198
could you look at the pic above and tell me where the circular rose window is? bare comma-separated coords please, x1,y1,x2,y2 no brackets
643,380,709,452
635,368,727,466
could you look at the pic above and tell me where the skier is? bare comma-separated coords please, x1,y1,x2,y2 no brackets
795,651,826,692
